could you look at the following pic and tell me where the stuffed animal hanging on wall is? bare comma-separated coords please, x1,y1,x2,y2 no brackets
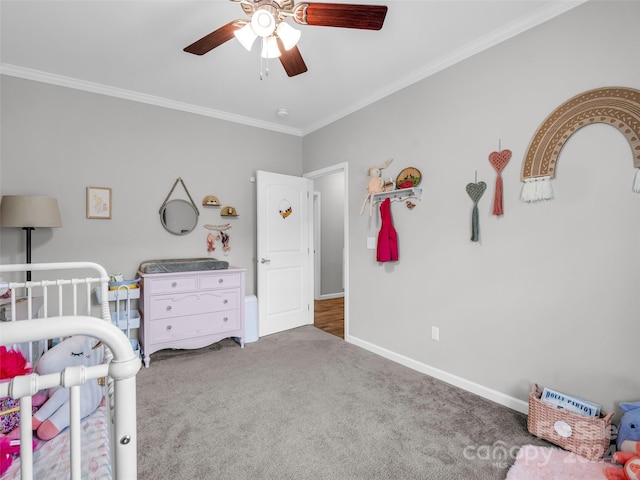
360,158,393,215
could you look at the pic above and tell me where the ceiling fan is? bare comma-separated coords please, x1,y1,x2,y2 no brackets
184,0,388,77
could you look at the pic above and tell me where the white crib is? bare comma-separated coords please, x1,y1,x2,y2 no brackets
0,262,140,480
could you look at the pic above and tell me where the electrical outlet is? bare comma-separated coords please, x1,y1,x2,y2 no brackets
431,326,440,341
367,237,376,250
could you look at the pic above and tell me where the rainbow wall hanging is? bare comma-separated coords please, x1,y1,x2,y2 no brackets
520,87,640,202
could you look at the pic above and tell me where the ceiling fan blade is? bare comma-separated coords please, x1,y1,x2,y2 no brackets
277,40,308,77
184,21,244,55
293,3,387,30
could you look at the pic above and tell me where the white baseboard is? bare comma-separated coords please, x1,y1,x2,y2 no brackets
345,334,529,415
317,292,345,300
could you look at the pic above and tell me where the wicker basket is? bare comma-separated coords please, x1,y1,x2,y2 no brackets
527,384,613,460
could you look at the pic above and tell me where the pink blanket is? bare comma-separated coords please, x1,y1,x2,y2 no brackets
506,445,609,480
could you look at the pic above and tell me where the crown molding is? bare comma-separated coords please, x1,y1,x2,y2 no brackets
301,0,588,135
0,64,303,137
2,0,586,138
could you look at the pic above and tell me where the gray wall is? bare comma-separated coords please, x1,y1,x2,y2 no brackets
1,1,638,414
303,1,640,413
0,77,303,294
314,171,344,296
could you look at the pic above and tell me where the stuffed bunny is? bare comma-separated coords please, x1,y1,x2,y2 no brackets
360,158,393,215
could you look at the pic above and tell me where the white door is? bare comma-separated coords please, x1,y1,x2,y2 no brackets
257,170,313,336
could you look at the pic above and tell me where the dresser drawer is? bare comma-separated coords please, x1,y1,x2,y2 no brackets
147,276,197,294
199,272,241,290
149,309,240,344
149,290,240,320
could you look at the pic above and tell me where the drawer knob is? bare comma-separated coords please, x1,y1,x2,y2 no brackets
223,299,228,304
223,317,228,322
166,305,172,311
218,278,224,284
171,282,177,288
166,325,172,331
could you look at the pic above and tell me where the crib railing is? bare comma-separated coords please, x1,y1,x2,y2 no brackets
0,262,140,480
0,262,111,363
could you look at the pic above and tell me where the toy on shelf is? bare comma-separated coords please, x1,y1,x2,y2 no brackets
360,158,393,215
202,195,221,207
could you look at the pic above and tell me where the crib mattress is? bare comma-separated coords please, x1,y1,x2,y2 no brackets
138,258,229,274
2,405,111,480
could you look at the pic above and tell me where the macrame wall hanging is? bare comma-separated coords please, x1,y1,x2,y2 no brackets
204,223,232,254
520,87,640,202
488,145,512,215
466,175,486,242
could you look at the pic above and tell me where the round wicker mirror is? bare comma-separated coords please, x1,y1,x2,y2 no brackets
160,199,198,235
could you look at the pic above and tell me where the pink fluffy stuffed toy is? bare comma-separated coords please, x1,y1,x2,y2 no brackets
0,347,35,474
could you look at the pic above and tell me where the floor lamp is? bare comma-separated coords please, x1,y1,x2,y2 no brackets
0,195,63,281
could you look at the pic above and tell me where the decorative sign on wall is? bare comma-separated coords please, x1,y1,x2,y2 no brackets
520,87,640,202
279,199,292,218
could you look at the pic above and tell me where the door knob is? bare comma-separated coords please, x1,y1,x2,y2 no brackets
260,258,271,264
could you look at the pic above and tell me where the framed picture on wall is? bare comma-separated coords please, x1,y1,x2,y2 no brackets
86,186,112,219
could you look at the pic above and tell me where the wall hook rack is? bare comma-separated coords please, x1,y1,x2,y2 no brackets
373,187,422,204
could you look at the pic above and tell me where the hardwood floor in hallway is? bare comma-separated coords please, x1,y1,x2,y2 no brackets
314,296,344,339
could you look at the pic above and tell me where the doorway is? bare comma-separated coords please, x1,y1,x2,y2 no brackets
304,163,348,340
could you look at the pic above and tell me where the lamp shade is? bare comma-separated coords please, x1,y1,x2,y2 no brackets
0,195,62,228
234,22,258,51
261,36,281,59
276,22,301,51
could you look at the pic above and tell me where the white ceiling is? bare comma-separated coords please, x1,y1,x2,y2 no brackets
1,0,585,136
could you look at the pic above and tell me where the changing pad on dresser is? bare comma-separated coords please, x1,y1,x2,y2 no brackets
138,258,229,274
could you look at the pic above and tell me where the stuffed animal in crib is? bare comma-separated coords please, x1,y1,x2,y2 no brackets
0,347,33,435
360,158,393,215
0,347,36,475
32,336,104,441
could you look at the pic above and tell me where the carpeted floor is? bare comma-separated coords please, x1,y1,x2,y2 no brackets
136,326,548,479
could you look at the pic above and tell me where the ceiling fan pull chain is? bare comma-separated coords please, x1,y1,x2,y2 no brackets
259,37,270,80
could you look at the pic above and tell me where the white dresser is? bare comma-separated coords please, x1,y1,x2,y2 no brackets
138,267,246,367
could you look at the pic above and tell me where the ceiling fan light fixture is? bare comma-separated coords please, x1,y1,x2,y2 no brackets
261,35,281,58
234,22,258,51
276,22,301,51
251,9,277,37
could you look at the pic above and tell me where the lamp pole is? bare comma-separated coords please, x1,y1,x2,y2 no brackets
23,226,34,281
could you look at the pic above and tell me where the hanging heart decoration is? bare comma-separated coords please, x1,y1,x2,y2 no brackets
466,181,486,203
466,181,486,242
488,149,512,216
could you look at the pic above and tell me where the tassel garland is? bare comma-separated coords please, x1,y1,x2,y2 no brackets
488,149,511,216
471,202,480,242
465,181,486,243
520,176,553,202
492,174,504,215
